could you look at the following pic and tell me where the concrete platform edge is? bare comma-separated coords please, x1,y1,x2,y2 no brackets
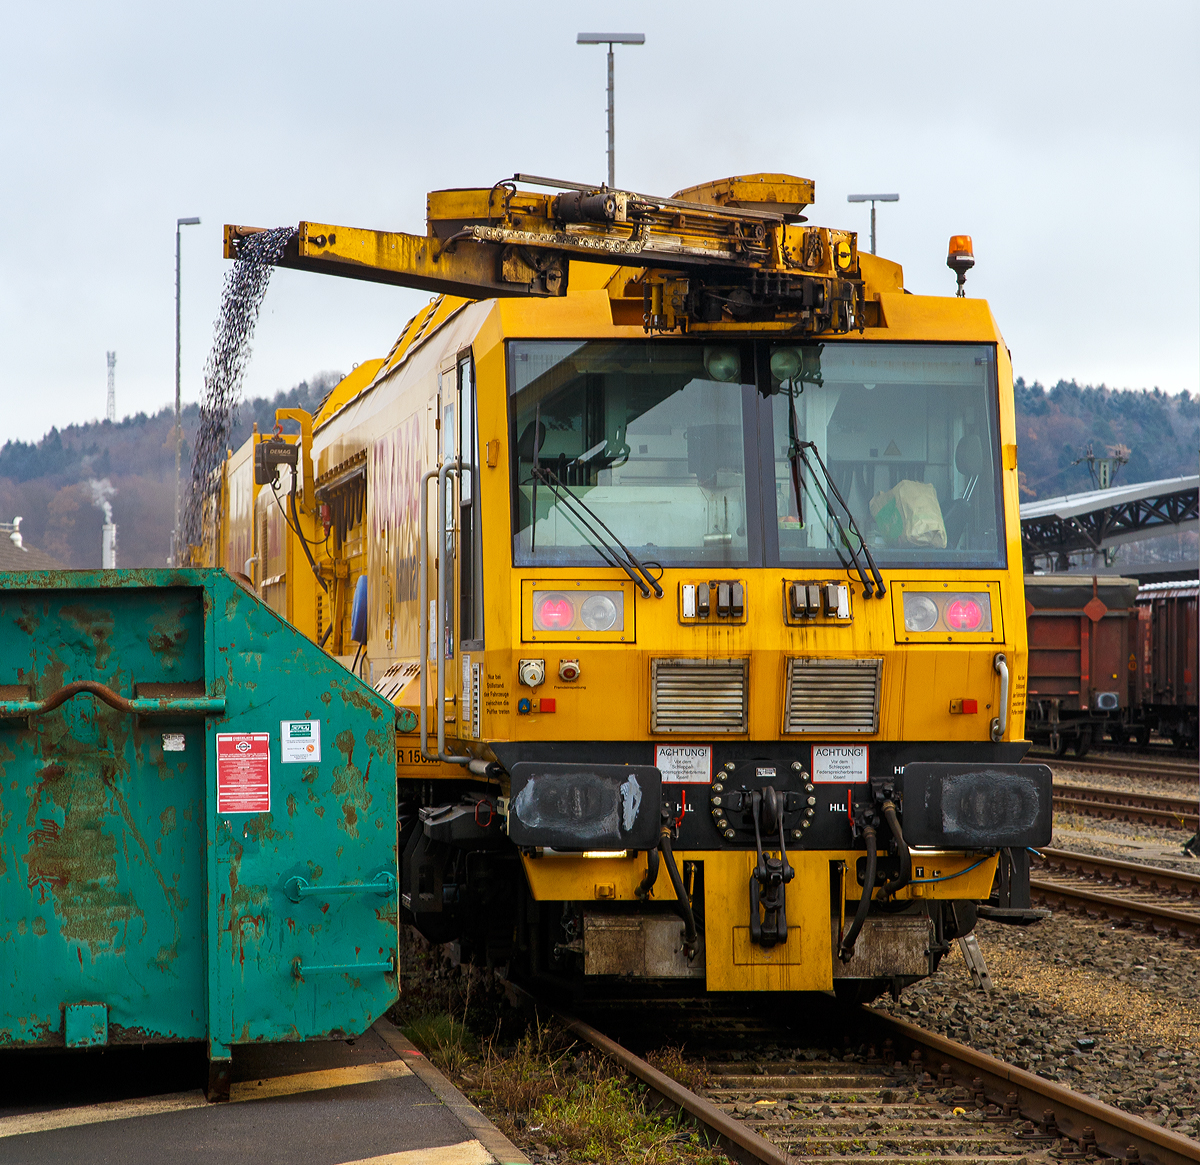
372,1017,530,1165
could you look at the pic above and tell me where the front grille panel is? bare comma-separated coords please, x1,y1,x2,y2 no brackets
651,658,748,733
784,658,882,734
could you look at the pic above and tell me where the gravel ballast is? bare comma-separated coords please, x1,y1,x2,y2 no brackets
874,912,1200,1142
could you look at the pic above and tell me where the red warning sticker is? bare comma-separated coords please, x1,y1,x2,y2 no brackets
216,733,271,813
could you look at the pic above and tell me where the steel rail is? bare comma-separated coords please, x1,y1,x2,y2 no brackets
558,1008,798,1165
1028,752,1199,781
529,981,1200,1165
1037,847,1200,899
1030,875,1200,941
1052,783,1199,831
1053,784,1198,813
866,1009,1199,1165
498,974,796,1163
1050,741,1199,762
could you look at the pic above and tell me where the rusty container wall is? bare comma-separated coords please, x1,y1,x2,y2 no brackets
1024,576,1140,717
0,569,397,1068
1090,598,1132,706
1137,580,1200,744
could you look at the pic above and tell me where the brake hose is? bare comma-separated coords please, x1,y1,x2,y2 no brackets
635,845,661,900
879,801,912,897
658,830,698,958
838,824,877,963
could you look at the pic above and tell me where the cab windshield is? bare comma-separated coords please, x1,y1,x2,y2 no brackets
508,339,1003,570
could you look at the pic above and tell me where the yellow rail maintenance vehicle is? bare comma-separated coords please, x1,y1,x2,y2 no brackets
211,172,1051,1001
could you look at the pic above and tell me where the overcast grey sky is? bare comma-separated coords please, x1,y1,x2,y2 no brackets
1,1,1196,443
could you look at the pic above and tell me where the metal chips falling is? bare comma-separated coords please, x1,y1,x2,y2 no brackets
181,226,296,554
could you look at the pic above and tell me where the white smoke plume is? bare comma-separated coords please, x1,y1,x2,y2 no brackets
89,478,115,524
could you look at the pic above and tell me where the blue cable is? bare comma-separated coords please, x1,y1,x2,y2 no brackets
906,855,991,885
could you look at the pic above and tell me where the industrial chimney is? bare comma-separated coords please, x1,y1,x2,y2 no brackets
90,479,117,569
102,520,117,568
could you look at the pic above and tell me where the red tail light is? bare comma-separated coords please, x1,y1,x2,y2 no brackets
945,598,984,631
537,596,575,630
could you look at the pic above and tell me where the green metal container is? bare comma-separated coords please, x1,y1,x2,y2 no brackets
0,569,397,1094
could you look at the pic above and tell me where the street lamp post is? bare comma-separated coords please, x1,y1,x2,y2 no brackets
576,33,645,188
847,193,899,255
173,216,201,566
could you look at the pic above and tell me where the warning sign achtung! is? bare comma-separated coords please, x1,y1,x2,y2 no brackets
216,733,271,813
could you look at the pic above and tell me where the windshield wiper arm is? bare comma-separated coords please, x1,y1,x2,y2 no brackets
530,466,663,598
795,441,885,599
782,386,865,595
790,443,873,599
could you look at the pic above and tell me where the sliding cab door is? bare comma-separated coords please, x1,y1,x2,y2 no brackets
456,352,484,740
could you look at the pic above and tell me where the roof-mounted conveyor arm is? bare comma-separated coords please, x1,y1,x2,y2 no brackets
223,222,567,299
224,173,866,334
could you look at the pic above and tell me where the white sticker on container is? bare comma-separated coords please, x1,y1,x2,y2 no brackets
162,733,185,753
280,719,321,763
811,744,869,783
655,744,712,784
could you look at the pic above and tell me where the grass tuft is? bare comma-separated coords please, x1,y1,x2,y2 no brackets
403,1011,475,1077
646,1046,710,1093
474,1029,726,1164
389,930,729,1163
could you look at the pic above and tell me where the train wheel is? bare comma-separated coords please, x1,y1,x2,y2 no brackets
1050,731,1068,756
833,979,891,1005
1072,729,1091,759
1135,726,1151,748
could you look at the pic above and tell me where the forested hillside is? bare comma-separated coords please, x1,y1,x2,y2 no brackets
1,374,1195,567
1014,378,1198,500
0,373,339,567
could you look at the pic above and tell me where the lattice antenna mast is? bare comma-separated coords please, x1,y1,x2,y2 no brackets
106,351,116,422
1072,441,1131,490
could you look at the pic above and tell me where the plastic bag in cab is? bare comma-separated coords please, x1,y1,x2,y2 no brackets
869,480,947,548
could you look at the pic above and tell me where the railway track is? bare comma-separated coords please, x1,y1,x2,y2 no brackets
1031,846,1200,942
1028,750,1200,782
499,847,1200,1165
545,997,1199,1165
1053,782,1200,831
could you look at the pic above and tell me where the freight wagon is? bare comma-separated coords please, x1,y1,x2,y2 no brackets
1129,579,1199,749
1023,574,1139,756
1024,574,1199,753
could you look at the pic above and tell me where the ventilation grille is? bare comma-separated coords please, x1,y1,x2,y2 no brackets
784,658,882,734
651,658,748,734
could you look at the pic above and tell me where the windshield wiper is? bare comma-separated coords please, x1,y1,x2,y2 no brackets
792,440,886,599
528,465,664,599
783,385,883,599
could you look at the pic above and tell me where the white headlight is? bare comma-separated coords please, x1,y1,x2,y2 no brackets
580,593,619,631
903,593,939,633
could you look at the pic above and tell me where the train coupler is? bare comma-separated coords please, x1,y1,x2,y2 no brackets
748,787,795,948
976,846,1051,926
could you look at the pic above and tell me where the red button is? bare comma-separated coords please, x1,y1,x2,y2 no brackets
539,698,556,713
962,698,978,714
